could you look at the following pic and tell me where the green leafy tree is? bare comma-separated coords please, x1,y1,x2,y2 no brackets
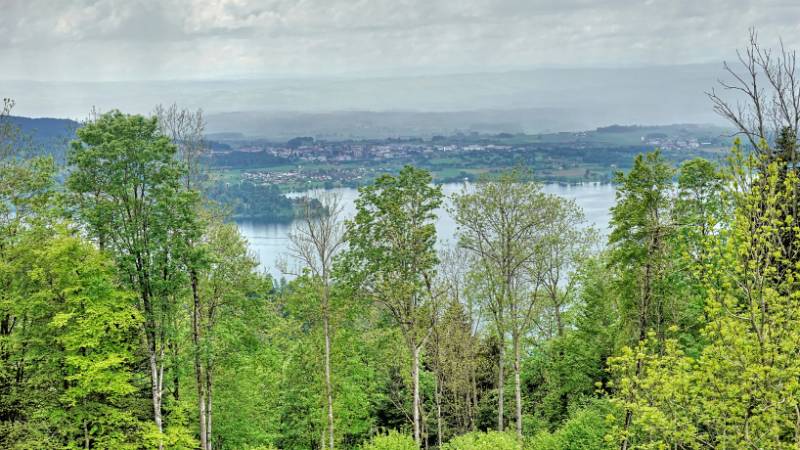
341,165,443,445
452,170,559,439
67,111,201,447
609,142,800,448
360,430,417,450
1,222,148,449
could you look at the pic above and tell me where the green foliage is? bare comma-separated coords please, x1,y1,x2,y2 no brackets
360,431,418,450
1,227,149,449
342,165,443,303
67,110,203,445
442,431,520,450
608,142,800,448
206,181,313,222
526,400,614,450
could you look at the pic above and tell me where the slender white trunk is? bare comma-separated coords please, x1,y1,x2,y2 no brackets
497,338,505,432
84,419,90,449
207,368,213,450
191,275,209,450
513,333,523,440
323,308,335,450
412,344,421,444
435,376,443,447
149,349,164,450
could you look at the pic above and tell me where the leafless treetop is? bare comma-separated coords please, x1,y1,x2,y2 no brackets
708,29,800,156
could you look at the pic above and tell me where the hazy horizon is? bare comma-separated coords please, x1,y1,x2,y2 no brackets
3,63,732,137
3,0,793,137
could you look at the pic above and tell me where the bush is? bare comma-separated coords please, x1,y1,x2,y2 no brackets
526,400,614,450
360,430,418,450
442,431,521,450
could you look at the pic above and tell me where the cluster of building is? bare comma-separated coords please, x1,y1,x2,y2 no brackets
241,166,375,185
225,141,513,162
641,134,712,150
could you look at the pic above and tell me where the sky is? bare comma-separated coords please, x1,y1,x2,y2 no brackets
3,0,799,81
2,0,799,131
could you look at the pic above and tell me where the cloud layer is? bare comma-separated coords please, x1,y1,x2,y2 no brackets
3,0,800,81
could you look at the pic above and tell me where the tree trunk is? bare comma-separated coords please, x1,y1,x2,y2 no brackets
497,338,505,432
412,343,422,444
435,375,443,448
84,419,90,449
513,333,523,440
554,303,564,337
323,305,335,450
471,368,478,431
207,366,213,450
149,347,164,450
172,344,180,402
191,273,209,450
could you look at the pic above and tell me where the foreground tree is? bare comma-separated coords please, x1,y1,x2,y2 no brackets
10,230,146,448
68,111,202,447
341,166,443,445
452,170,558,439
609,143,800,449
288,192,346,450
196,217,263,450
609,150,677,349
608,151,679,450
154,104,216,450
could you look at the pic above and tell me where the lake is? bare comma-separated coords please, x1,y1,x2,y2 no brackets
236,182,617,279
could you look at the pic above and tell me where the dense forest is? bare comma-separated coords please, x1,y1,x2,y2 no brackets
4,36,800,450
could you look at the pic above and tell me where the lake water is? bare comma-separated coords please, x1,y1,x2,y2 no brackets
236,182,617,279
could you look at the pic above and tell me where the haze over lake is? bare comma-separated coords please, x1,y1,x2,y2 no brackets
237,182,616,279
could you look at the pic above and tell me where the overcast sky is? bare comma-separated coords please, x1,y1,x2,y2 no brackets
3,0,800,81
2,0,799,128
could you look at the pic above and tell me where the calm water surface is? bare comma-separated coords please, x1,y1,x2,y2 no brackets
236,182,617,279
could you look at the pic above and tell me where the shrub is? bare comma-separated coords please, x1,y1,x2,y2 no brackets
442,431,521,450
360,430,418,450
526,400,613,450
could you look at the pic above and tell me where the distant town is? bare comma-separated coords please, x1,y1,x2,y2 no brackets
208,124,730,191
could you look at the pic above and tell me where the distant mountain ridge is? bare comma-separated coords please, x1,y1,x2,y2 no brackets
7,116,80,140
4,116,80,163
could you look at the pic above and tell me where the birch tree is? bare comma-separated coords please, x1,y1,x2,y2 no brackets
288,192,346,450
452,171,557,440
155,103,214,449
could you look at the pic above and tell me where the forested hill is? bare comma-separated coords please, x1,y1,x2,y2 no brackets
7,115,79,162
8,116,80,140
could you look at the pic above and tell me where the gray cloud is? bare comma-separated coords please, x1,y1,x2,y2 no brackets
2,0,799,82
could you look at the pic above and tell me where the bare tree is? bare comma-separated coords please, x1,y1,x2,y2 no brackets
154,103,208,190
708,30,800,273
708,29,800,160
288,192,346,450
154,103,212,449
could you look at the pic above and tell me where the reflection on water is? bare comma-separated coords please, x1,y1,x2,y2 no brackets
237,182,617,280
